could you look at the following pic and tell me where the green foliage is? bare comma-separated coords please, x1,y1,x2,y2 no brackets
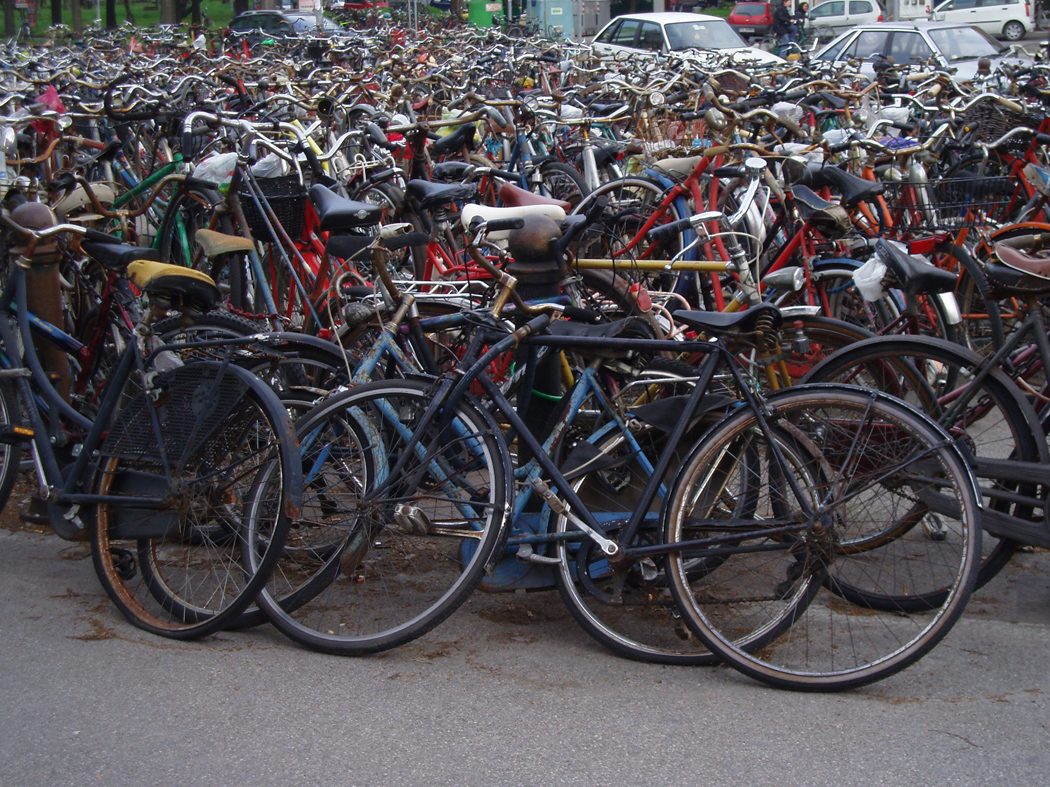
26,0,234,37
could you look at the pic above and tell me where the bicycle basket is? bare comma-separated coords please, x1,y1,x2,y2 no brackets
241,174,307,240
883,176,1018,232
960,101,1039,146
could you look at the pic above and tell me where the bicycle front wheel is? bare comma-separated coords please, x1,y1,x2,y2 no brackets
664,386,981,691
91,363,299,639
249,379,513,655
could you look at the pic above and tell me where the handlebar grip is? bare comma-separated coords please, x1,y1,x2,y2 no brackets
827,140,854,154
489,168,520,181
890,121,917,133
561,305,602,323
647,217,692,241
487,217,526,233
779,90,808,103
711,165,746,179
584,194,608,224
522,314,552,336
381,231,430,251
1036,133,1050,147
83,228,124,244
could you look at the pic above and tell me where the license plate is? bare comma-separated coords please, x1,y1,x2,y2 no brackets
740,27,755,32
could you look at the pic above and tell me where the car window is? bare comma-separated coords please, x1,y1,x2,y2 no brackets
638,22,665,51
845,30,889,58
942,0,976,8
811,2,845,19
611,19,642,47
816,34,852,59
848,1,871,12
734,3,769,14
664,20,747,50
595,21,621,43
888,31,934,63
928,25,1005,58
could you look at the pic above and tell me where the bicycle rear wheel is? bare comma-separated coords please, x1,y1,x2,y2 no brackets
664,386,981,691
91,363,299,639
248,378,513,655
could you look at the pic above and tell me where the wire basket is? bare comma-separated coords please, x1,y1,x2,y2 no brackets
241,175,307,240
882,176,1020,233
960,101,1039,145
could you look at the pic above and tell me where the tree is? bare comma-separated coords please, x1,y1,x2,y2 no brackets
52,0,61,27
4,0,15,38
106,0,117,28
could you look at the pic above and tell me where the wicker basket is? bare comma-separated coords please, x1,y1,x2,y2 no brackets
960,101,1039,145
240,175,307,240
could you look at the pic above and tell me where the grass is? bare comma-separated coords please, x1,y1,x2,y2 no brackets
22,0,234,37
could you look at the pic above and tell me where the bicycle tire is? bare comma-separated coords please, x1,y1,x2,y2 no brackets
802,335,1046,596
91,362,300,639
248,378,513,655
0,379,24,513
537,160,588,210
664,385,982,691
156,187,230,270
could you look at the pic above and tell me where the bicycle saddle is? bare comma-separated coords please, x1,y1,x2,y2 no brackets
498,182,571,213
789,185,852,240
875,239,956,296
406,179,475,210
788,163,886,208
126,260,221,313
432,160,474,181
547,316,656,359
194,229,255,259
673,302,783,337
987,243,1050,297
429,123,477,158
82,241,161,271
309,184,384,231
461,203,566,241
653,155,704,181
324,233,372,261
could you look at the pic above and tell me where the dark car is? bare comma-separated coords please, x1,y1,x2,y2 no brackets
727,2,774,39
226,10,350,42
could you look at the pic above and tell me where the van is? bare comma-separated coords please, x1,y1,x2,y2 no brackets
929,0,1030,40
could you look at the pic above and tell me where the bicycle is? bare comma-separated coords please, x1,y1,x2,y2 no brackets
0,208,303,639
242,216,982,690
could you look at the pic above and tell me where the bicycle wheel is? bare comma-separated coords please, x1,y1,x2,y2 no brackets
571,176,685,287
664,386,981,691
802,335,1045,595
536,160,588,210
156,187,229,269
91,362,299,639
553,425,719,665
248,378,513,655
0,379,23,513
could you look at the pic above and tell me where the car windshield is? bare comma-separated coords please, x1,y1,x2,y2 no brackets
927,26,1004,60
665,20,747,51
734,3,768,14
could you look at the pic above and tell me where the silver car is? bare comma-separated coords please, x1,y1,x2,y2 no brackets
812,20,1031,80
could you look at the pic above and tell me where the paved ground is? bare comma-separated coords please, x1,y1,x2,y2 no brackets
0,511,1048,786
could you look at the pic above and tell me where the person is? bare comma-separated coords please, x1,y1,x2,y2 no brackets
772,0,795,48
794,1,809,46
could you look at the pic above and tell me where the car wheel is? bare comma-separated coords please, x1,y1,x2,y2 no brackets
1003,20,1025,41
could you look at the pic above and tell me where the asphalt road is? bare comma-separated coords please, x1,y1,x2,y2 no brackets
0,525,1048,787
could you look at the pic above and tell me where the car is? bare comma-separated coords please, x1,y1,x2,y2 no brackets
806,0,884,40
226,10,351,42
812,20,1031,79
328,1,390,11
929,0,1031,41
591,12,785,64
727,2,774,40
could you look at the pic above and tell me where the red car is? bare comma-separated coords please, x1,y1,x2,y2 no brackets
727,2,774,40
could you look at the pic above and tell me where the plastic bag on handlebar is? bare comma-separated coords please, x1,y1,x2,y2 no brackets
191,153,238,192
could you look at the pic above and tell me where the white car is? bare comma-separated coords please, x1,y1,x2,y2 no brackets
813,20,1031,79
929,0,1031,41
807,0,885,40
591,12,784,65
